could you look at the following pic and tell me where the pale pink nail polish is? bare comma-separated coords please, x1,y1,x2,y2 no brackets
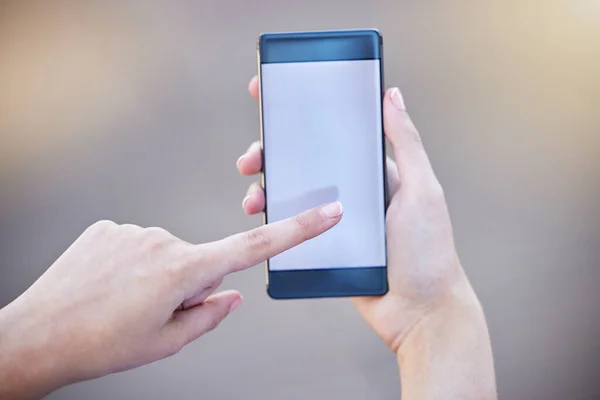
321,201,343,218
242,196,250,209
229,297,243,312
390,87,406,111
236,155,246,169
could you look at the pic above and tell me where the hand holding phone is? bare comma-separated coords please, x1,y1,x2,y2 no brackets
240,65,496,397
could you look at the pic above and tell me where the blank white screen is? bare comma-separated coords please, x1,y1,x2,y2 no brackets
261,59,386,271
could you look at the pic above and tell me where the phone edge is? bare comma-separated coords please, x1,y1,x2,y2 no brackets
257,29,388,299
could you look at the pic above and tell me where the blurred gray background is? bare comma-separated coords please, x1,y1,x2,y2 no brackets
1,1,599,399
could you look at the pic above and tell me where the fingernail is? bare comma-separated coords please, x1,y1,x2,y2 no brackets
242,196,250,209
236,155,246,169
390,87,406,111
229,297,243,313
320,201,343,218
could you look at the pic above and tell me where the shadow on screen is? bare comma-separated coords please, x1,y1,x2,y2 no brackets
269,185,340,220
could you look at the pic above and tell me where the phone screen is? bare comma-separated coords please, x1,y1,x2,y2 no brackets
262,58,386,271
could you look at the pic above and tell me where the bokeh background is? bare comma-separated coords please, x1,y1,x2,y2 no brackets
1,1,599,399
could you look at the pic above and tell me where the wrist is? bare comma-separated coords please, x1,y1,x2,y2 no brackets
0,297,71,399
396,277,483,356
396,278,497,399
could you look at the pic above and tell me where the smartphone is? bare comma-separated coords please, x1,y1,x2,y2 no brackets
257,29,388,299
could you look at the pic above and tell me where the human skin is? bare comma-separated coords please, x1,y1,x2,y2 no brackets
237,77,497,399
0,203,343,399
0,78,497,400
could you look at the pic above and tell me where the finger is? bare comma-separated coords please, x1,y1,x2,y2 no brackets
246,79,401,193
239,153,396,210
238,153,396,212
248,75,259,100
203,201,343,277
240,159,396,215
384,87,439,189
385,156,401,196
237,141,262,176
242,181,265,215
165,290,242,349
179,278,223,310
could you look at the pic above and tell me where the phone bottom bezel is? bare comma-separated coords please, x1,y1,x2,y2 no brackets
267,266,388,299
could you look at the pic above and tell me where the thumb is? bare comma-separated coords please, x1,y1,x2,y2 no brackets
384,87,438,189
164,290,243,349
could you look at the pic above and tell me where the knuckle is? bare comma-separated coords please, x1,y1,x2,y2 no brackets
120,223,138,230
171,243,209,283
205,314,222,332
164,248,190,283
175,249,200,277
294,214,313,240
119,224,143,238
147,241,191,286
164,259,183,281
83,220,117,238
142,227,171,249
244,230,271,253
145,226,170,238
90,219,116,232
189,244,212,266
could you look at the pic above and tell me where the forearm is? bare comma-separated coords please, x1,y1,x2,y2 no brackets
0,299,68,400
397,285,497,400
